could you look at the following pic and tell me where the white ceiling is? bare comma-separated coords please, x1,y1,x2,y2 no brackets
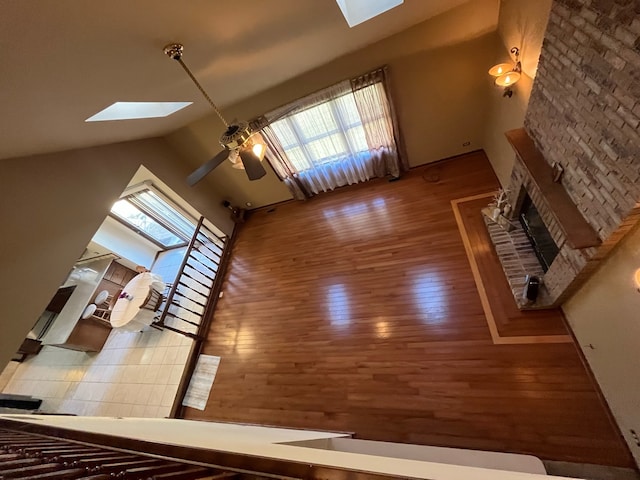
1,0,473,161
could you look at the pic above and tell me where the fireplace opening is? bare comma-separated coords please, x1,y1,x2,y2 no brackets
519,194,559,272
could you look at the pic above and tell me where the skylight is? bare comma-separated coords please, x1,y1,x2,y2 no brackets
336,0,403,27
85,101,192,122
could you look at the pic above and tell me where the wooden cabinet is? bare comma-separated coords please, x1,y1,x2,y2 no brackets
103,262,136,286
58,262,138,352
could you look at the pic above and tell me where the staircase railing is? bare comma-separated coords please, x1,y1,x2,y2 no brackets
156,216,229,340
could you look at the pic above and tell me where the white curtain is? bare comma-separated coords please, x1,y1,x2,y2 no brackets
255,67,406,199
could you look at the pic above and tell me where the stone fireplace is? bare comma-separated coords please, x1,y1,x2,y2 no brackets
487,0,640,309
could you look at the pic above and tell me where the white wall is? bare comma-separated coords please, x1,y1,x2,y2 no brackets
563,224,640,466
0,416,573,480
92,217,160,270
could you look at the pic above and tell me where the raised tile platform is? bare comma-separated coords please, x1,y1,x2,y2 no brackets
483,215,552,309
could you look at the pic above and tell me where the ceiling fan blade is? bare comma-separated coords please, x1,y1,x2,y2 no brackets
187,149,230,186
239,149,267,181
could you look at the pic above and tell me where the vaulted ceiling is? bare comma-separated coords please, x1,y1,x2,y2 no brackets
1,0,474,161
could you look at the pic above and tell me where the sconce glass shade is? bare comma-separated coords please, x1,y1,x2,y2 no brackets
495,71,521,87
488,63,513,77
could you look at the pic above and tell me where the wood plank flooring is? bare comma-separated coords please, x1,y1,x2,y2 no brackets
184,152,633,468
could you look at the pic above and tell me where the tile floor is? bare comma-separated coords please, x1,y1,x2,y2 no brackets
1,327,192,418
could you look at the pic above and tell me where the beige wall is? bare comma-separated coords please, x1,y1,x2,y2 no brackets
167,0,500,209
0,138,230,370
563,224,640,465
481,0,552,187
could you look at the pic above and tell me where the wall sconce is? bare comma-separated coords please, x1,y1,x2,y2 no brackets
489,47,522,98
634,268,640,292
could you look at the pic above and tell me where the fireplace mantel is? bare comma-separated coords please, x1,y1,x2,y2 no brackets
505,129,601,249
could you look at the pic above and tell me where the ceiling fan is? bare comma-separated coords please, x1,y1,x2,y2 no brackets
163,43,267,185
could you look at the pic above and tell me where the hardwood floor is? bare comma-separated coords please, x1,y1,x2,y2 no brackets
184,152,633,467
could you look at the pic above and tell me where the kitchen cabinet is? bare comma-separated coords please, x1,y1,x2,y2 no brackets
51,261,137,352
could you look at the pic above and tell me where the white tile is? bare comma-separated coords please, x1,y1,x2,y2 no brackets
104,402,122,417
161,385,178,407
89,383,108,402
156,405,171,418
41,398,61,412
60,399,85,415
102,384,117,403
155,364,172,385
162,347,180,365
111,365,125,383
135,384,154,405
158,332,172,348
168,364,185,385
165,332,183,347
83,401,100,416
139,348,155,365
143,405,159,418
94,402,112,416
130,365,147,384
65,368,86,383
143,364,161,385
118,332,140,349
120,365,136,383
122,384,139,404
148,384,166,406
66,382,80,398
125,347,144,365
130,404,147,417
113,383,129,401
176,345,191,365
73,383,91,401
151,347,167,365
83,366,100,383
54,382,71,398
115,403,133,417
100,365,119,384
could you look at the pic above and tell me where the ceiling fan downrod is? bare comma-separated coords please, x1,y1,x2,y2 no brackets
163,43,228,128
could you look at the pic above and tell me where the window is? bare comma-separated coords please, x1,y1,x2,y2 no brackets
110,188,196,249
262,69,402,198
270,88,377,171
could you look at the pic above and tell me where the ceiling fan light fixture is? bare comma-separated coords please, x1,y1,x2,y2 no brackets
229,151,245,170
